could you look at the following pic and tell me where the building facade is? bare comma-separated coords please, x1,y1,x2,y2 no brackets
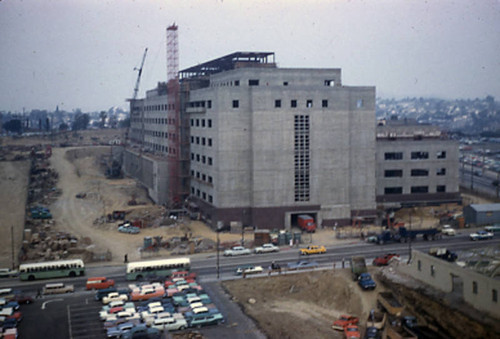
181,52,376,229
376,119,460,207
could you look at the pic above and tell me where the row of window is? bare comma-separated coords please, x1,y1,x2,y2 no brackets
144,142,177,155
418,260,497,303
144,130,176,140
191,136,213,147
191,153,213,165
191,186,213,203
231,99,364,109
143,117,176,125
384,168,446,177
294,115,310,202
384,186,446,194
191,170,213,185
384,151,447,161
143,104,176,112
210,79,337,88
190,119,213,128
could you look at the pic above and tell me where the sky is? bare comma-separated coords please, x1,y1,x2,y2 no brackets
0,0,499,113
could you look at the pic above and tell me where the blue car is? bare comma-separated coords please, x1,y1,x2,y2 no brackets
106,322,135,338
357,273,376,290
287,260,319,270
188,312,224,328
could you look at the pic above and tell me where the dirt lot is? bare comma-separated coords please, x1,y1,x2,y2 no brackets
223,268,383,339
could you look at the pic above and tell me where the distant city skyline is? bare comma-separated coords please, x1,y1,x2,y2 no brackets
1,0,499,113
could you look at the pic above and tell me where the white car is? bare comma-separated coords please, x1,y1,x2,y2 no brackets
102,292,128,305
441,225,456,236
470,230,494,241
151,316,187,331
254,243,280,254
223,246,251,256
235,265,263,275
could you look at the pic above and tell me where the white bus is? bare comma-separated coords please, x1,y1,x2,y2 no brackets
19,259,85,281
126,258,191,281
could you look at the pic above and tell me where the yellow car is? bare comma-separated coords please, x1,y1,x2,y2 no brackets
299,245,326,255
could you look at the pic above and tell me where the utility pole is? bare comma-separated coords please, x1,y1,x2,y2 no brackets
11,225,15,270
408,210,412,264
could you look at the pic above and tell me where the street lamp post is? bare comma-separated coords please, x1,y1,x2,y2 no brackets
408,209,412,264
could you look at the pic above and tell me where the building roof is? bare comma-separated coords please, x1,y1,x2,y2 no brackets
468,203,500,212
179,52,275,79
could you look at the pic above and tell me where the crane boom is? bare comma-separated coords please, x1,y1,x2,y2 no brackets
132,48,148,100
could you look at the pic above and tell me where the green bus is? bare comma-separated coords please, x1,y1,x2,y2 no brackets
126,257,191,281
19,259,85,281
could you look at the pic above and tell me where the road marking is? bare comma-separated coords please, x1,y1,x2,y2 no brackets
41,298,63,310
68,304,73,339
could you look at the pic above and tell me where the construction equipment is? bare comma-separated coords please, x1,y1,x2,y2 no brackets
132,48,148,100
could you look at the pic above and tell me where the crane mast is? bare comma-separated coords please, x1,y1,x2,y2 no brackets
132,48,148,100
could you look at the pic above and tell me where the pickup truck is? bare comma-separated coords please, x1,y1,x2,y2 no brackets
223,246,251,256
299,245,326,255
350,256,367,280
372,253,399,266
377,292,403,317
357,273,376,290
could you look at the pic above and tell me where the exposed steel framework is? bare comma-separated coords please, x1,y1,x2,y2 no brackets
166,24,179,81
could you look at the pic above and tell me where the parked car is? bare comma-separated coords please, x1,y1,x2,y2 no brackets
118,225,140,234
0,269,18,278
299,245,326,255
286,260,318,270
122,324,160,339
469,230,494,241
11,294,34,304
42,283,74,295
372,253,399,266
223,246,251,256
254,243,279,254
151,316,188,331
332,314,359,330
106,321,135,338
344,324,361,339
95,287,118,301
235,265,263,276
188,312,224,328
102,292,128,305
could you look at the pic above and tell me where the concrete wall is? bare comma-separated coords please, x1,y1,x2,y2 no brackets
187,67,376,229
399,250,500,318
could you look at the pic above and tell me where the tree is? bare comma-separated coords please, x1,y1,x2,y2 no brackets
118,118,130,128
59,123,69,131
71,113,90,131
3,119,22,134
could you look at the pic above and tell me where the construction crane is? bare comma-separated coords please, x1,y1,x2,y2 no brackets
132,48,148,100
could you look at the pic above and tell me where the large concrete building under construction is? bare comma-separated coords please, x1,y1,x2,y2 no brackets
125,32,376,229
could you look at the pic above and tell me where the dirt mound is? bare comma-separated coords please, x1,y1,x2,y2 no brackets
223,269,380,339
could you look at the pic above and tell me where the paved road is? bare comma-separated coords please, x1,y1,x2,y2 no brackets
4,233,499,339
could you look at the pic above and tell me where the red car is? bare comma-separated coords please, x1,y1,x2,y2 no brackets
372,253,400,266
12,294,34,304
344,324,361,339
332,315,359,330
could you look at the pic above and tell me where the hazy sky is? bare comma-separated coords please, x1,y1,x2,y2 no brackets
1,0,499,113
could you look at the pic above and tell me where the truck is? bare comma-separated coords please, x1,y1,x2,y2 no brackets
297,215,316,233
350,256,367,281
377,292,403,317
376,226,440,245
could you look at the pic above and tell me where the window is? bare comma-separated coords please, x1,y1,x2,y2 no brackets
190,119,194,126
208,119,212,128
190,136,194,144
196,172,200,179
275,100,281,108
411,169,429,177
202,174,206,181
385,152,403,160
207,100,212,109
291,100,297,108
384,170,403,177
324,80,335,87
232,100,239,108
196,119,200,127
493,289,498,303
202,156,206,164
202,119,206,127
472,281,478,294
191,153,194,160
191,187,195,194
417,260,421,271
208,176,213,183
322,100,328,108
306,100,313,108
208,195,213,203
208,157,213,166
437,151,446,159
234,80,240,86
411,151,429,159
248,79,259,86
196,154,200,162
437,185,446,192
196,137,200,144
294,115,310,202
436,168,446,176
190,170,194,177
411,186,428,193
196,189,200,197
202,192,206,200
208,138,212,147
283,81,288,86
430,265,435,277
202,137,206,146
356,99,364,108
384,187,402,194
